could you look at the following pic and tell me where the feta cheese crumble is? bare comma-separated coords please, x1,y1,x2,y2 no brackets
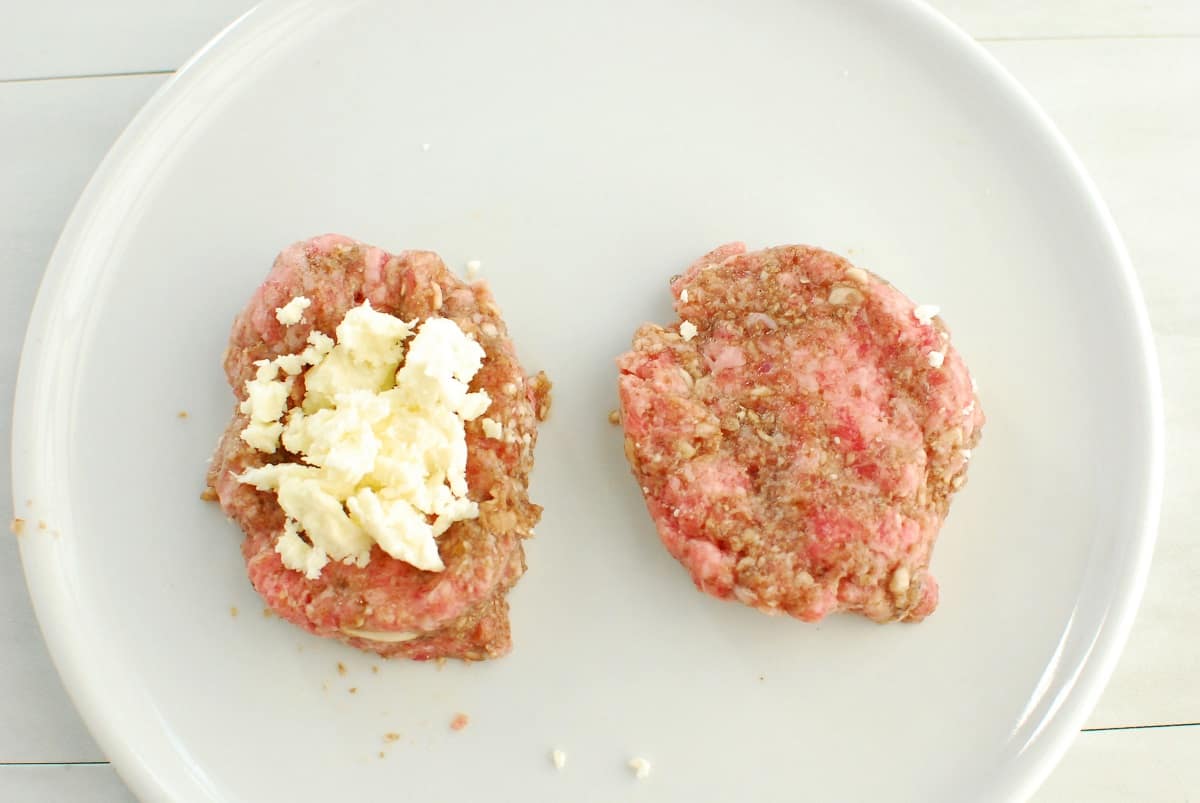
913,304,940,326
551,749,567,770
629,757,652,780
679,321,698,341
237,299,491,578
927,350,945,368
275,295,311,325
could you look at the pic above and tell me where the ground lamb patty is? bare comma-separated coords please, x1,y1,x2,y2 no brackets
208,234,550,660
617,243,983,623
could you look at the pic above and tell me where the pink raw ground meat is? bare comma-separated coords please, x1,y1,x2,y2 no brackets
617,243,983,623
207,234,551,660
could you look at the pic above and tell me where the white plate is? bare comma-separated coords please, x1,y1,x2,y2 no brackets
12,1,1162,801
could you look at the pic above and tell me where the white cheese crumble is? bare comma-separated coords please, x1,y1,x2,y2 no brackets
679,321,698,341
913,304,940,326
238,359,296,453
466,259,482,278
236,300,491,578
275,296,311,325
927,350,945,368
629,757,652,780
480,417,503,439
551,749,567,770
680,289,689,303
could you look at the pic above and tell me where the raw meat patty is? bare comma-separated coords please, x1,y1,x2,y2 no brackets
208,234,551,660
617,243,983,623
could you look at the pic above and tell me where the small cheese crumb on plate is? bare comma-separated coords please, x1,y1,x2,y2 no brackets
465,260,482,278
629,757,652,780
551,749,567,770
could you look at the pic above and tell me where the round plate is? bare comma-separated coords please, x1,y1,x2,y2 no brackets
12,1,1162,801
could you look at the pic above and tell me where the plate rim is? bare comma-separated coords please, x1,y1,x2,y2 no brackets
10,1,1164,801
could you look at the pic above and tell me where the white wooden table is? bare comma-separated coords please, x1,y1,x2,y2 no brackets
2,2,1197,800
